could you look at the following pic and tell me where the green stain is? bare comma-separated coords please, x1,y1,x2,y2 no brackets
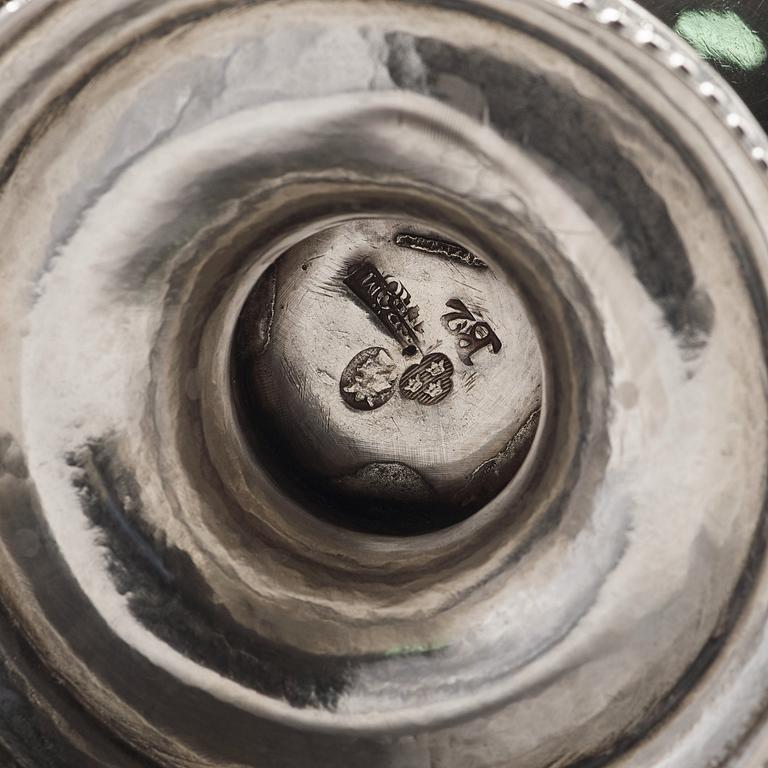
674,10,767,70
383,642,448,657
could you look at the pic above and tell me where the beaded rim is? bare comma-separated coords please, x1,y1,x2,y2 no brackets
556,0,768,173
4,0,763,166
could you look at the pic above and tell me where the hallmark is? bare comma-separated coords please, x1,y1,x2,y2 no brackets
399,353,454,406
340,347,398,411
382,276,425,335
441,298,502,366
344,262,422,356
394,234,487,269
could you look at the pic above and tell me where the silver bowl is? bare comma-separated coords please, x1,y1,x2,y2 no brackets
1,0,768,766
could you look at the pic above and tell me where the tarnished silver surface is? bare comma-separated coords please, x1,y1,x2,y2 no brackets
1,0,768,767
237,219,541,534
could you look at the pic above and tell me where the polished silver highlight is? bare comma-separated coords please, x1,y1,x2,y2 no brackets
1,0,768,767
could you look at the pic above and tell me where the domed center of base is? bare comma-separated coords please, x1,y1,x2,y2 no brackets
233,219,543,535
